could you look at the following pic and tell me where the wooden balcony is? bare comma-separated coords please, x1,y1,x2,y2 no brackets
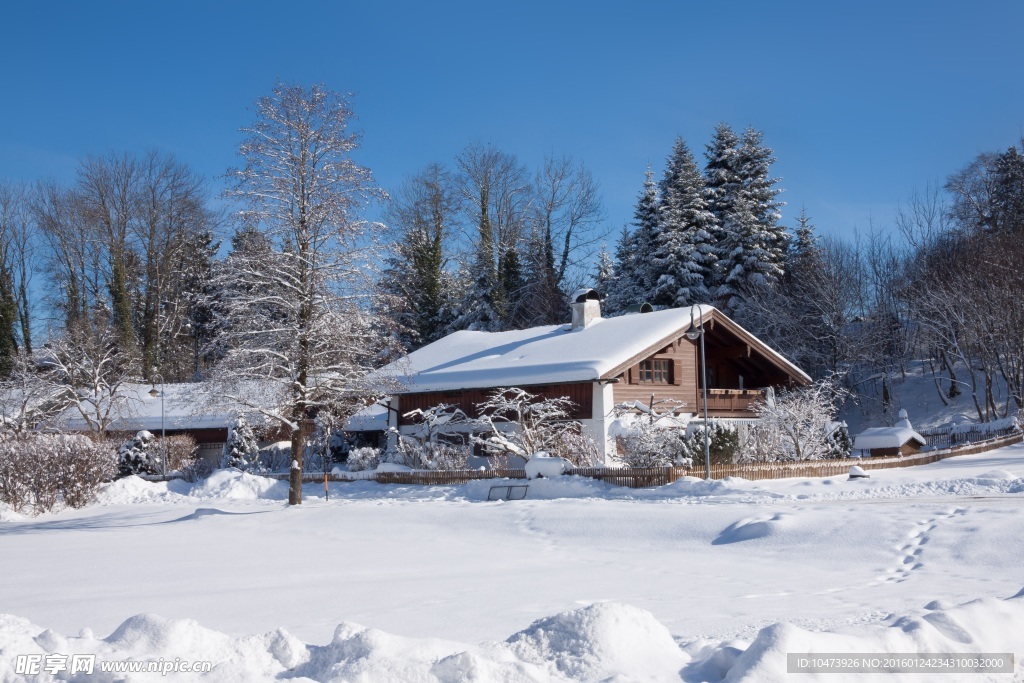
696,388,764,417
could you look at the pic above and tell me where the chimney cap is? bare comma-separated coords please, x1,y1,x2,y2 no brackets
625,302,654,314
571,288,601,304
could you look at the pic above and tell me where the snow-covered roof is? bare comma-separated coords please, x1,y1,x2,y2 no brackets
344,403,389,431
375,305,810,393
853,418,926,451
53,382,244,433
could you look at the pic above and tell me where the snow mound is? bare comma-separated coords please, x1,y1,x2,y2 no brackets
524,455,571,480
94,476,192,505
712,513,790,545
188,469,288,501
2,591,1023,682
502,602,687,681
720,591,1024,682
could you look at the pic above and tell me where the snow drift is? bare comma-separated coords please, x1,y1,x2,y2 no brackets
1,592,1021,682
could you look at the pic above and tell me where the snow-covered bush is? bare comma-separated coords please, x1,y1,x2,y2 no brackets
222,415,260,471
612,399,691,467
826,422,853,459
472,388,579,463
386,434,470,470
117,430,159,477
163,434,199,472
618,427,688,467
0,433,116,514
550,430,604,467
376,403,473,470
347,446,383,472
681,423,740,466
740,380,849,461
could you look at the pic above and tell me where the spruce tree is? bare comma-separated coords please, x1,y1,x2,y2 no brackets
378,165,458,350
605,168,659,314
786,207,820,283
705,124,787,312
651,137,717,308
453,184,503,331
593,245,615,300
0,263,17,379
738,126,787,265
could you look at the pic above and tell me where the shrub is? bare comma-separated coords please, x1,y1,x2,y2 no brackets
0,433,116,514
117,431,159,477
550,430,604,467
347,446,383,472
740,380,849,461
386,433,471,471
682,423,739,466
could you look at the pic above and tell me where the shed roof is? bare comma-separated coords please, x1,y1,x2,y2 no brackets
853,420,927,451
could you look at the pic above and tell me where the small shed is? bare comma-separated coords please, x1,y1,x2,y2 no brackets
853,410,926,457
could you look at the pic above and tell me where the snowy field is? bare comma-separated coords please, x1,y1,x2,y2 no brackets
2,443,1024,681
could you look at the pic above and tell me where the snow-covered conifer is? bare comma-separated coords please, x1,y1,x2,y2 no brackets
605,168,659,314
650,137,717,307
223,414,260,471
706,125,787,312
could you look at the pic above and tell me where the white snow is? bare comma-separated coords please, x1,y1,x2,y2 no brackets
524,454,571,479
853,425,926,451
2,443,1024,681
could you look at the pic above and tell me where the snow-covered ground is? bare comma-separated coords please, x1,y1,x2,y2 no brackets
2,443,1024,681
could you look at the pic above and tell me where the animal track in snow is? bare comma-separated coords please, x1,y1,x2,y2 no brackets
877,508,966,584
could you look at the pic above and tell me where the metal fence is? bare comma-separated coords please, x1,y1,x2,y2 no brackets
917,425,1018,449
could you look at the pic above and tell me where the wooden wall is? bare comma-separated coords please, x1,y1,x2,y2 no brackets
612,336,698,413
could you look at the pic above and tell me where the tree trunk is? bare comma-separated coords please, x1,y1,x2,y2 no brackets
288,420,304,505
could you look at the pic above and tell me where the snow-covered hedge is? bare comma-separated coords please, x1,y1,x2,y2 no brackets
0,433,116,514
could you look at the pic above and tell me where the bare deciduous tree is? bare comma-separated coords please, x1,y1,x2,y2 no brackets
217,82,389,505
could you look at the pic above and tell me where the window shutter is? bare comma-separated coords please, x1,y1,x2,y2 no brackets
629,366,637,383
673,358,683,385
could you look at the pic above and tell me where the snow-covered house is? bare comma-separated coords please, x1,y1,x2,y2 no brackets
50,382,280,462
369,291,811,456
852,409,927,457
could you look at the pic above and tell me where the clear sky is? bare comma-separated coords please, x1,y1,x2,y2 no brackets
2,1,1023,244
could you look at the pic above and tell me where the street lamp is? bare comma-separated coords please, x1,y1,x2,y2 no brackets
148,372,167,477
684,304,711,480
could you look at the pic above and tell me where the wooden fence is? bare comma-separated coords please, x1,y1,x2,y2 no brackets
276,430,1023,489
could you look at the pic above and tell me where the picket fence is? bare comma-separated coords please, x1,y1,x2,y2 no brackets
286,430,1023,489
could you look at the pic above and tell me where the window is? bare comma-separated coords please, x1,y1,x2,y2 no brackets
638,359,671,383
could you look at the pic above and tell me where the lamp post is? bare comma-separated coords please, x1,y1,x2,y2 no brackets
148,372,166,477
685,305,711,480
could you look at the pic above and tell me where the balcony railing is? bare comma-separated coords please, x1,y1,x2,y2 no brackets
696,388,764,415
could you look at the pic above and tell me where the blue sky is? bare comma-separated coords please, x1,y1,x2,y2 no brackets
2,1,1023,244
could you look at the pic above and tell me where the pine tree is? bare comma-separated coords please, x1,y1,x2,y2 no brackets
378,164,459,350
650,137,717,308
991,144,1024,233
0,263,17,378
705,124,787,312
520,227,566,326
738,126,787,263
786,207,820,284
605,168,659,314
456,208,503,331
593,245,615,299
